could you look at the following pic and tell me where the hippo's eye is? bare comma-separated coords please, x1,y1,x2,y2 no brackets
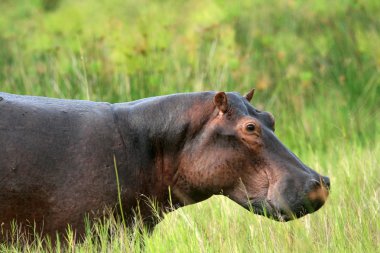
246,123,256,132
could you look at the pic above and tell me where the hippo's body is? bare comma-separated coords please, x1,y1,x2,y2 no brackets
0,91,330,240
0,93,127,236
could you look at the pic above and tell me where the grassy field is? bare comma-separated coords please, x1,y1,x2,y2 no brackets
0,0,379,252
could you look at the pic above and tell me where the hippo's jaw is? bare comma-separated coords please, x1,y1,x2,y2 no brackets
242,182,330,222
243,200,295,222
244,199,310,222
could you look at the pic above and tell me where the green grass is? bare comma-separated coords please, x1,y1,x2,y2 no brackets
0,0,379,252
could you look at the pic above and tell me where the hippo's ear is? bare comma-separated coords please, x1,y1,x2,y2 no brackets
245,88,255,102
213,92,228,113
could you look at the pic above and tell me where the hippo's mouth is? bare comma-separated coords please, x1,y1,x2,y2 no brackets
244,199,309,222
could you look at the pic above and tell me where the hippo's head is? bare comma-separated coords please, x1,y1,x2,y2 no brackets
175,90,330,221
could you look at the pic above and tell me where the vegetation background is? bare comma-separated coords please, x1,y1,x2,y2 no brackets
0,0,379,252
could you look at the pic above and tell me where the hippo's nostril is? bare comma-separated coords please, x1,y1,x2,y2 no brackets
322,176,330,190
308,176,330,192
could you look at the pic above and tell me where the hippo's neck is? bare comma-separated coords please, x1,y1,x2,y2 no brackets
112,92,216,209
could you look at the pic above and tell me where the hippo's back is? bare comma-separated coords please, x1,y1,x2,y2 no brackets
0,92,124,236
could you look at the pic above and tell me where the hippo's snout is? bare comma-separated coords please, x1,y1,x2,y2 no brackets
282,175,331,221
303,175,330,213
245,174,331,222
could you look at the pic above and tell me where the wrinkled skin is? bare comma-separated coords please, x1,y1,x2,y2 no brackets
0,91,329,240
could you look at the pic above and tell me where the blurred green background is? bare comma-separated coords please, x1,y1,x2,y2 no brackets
0,0,379,252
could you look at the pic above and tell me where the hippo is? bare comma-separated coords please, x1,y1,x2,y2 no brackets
0,90,330,240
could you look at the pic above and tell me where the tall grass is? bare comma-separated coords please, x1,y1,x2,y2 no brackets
0,0,379,252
